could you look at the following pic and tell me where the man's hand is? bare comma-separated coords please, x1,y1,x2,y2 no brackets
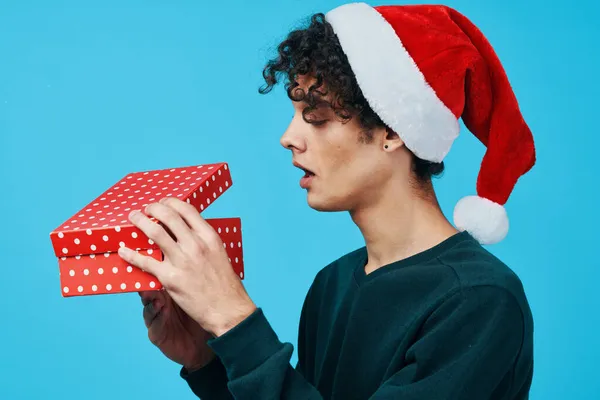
118,197,257,337
140,289,215,371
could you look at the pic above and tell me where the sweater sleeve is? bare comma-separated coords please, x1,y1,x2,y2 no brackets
370,284,531,399
198,285,529,399
180,356,234,399
206,307,324,399
180,279,320,399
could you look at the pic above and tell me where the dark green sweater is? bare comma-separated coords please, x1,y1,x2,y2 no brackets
180,231,534,399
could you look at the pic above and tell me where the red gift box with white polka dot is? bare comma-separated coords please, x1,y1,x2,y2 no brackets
49,162,244,297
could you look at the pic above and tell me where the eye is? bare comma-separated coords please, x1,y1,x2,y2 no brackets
310,118,328,127
305,108,330,126
305,113,326,125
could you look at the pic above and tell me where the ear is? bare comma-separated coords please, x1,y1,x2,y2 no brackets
382,127,405,152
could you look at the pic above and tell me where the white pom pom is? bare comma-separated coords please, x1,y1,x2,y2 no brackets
453,195,508,245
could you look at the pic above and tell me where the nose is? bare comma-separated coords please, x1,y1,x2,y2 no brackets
280,113,307,152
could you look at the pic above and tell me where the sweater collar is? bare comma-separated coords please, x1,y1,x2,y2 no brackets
353,230,476,286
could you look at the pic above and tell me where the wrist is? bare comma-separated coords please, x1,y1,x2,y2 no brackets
183,353,216,373
209,302,257,337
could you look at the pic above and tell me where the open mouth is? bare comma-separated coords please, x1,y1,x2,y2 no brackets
294,162,315,177
301,168,315,178
294,162,315,188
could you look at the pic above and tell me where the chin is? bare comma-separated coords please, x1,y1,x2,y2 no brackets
306,191,349,212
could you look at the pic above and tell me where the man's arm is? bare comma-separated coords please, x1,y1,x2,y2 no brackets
369,285,532,399
180,357,234,400
180,278,317,399
200,285,530,400
178,310,310,400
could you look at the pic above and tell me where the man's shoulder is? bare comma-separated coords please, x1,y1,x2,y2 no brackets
439,235,531,312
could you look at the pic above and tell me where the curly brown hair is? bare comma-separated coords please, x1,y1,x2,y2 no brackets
258,13,445,184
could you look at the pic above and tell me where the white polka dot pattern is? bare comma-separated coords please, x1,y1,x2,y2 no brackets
57,218,244,297
206,217,244,280
58,249,164,296
50,163,232,258
50,163,245,297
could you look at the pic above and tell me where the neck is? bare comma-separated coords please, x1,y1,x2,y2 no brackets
350,182,458,275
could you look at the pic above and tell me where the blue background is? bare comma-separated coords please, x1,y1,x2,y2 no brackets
1,0,598,398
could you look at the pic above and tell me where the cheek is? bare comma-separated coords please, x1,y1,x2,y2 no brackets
325,144,355,175
325,155,367,193
339,153,387,191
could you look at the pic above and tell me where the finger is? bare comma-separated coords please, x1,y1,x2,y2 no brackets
160,197,220,246
128,209,179,257
159,197,210,234
118,246,164,281
145,202,196,247
142,302,156,327
142,293,167,327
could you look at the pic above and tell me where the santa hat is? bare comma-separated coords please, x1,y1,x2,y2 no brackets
325,3,536,245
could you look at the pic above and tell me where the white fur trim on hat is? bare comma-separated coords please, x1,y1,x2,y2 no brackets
453,195,509,245
324,2,459,163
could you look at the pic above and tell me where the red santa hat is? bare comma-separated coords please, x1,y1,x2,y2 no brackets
325,2,536,245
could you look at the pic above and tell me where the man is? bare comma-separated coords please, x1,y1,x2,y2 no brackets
119,3,536,399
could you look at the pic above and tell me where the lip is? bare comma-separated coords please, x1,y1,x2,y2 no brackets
301,175,315,189
293,161,310,172
293,161,316,175
293,161,315,189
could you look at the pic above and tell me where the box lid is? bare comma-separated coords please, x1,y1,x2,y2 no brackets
50,162,233,258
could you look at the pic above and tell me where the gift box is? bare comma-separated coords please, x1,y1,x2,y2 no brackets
49,162,244,297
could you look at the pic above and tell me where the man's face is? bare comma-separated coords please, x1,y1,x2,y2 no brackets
280,77,394,213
